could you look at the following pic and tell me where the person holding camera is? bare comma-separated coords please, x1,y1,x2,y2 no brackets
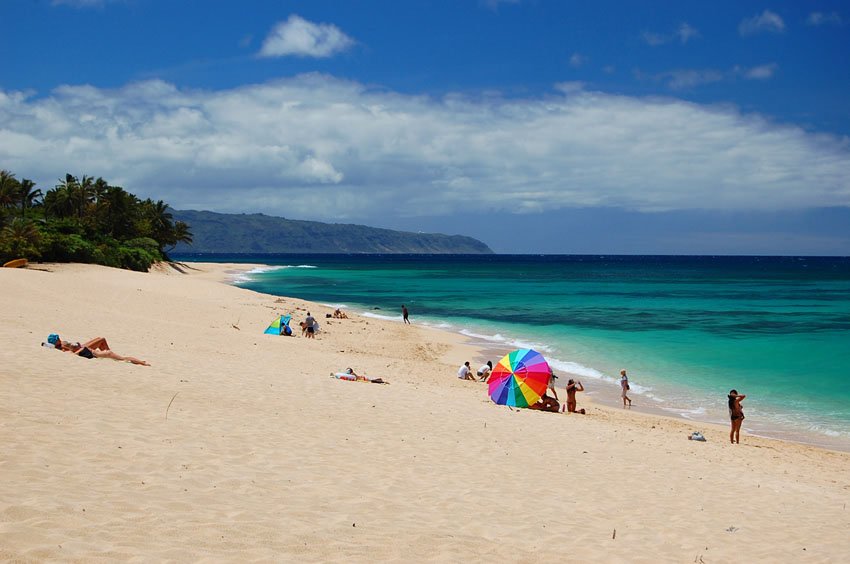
565,379,585,414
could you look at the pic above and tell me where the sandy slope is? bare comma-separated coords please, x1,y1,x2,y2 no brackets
1,262,848,562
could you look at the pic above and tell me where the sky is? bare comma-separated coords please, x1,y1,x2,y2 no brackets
1,0,849,254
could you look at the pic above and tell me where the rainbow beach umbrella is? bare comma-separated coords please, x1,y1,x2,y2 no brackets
488,348,552,407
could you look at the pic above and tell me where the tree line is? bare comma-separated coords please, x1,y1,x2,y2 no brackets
0,169,192,271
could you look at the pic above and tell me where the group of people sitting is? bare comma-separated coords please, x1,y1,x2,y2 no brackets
45,334,149,366
458,359,586,414
457,360,494,382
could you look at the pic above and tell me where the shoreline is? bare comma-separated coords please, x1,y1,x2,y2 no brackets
2,261,849,561
221,262,850,454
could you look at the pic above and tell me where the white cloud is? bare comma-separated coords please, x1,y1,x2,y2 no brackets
569,53,586,68
0,75,848,221
642,22,700,46
641,31,667,46
739,10,786,36
657,69,724,90
554,82,585,94
675,23,700,43
259,15,354,58
807,12,844,26
743,63,778,80
643,63,779,89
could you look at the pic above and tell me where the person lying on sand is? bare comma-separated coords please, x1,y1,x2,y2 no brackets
49,334,150,366
332,308,348,319
529,393,560,413
331,368,388,384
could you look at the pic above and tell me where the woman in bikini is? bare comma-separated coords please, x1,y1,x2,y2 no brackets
564,379,585,414
728,389,746,444
56,336,150,366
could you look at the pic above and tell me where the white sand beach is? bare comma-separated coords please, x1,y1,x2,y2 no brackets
1,262,849,562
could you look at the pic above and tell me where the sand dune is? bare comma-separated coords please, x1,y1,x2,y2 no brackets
1,262,848,562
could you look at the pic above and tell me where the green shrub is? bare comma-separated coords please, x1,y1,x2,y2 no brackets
118,245,159,271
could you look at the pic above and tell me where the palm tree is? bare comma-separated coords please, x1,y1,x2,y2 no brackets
97,185,137,238
49,174,79,219
43,185,75,219
73,175,95,220
93,177,108,205
1,218,41,259
0,170,19,211
164,220,194,253
18,179,43,219
142,199,175,247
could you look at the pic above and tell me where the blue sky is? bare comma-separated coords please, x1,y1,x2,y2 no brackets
1,0,849,254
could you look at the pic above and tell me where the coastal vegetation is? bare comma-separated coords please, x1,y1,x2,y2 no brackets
0,170,192,271
1,169,491,267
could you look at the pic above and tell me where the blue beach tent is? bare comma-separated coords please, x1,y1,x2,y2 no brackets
264,315,292,336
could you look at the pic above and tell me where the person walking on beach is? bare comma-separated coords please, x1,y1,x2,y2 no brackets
402,304,410,324
619,369,632,407
304,312,316,339
728,389,746,444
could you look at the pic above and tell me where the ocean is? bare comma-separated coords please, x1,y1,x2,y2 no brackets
175,253,850,450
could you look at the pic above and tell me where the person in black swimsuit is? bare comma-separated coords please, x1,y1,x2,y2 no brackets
56,335,150,366
728,389,746,444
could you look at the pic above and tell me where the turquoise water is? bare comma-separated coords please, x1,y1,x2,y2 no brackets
177,254,850,448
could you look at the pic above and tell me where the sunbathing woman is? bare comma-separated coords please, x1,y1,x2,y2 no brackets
55,335,150,366
332,368,388,384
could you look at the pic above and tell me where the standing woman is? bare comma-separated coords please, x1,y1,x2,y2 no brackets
728,390,746,444
619,369,632,407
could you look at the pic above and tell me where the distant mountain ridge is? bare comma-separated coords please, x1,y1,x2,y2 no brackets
171,209,493,254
